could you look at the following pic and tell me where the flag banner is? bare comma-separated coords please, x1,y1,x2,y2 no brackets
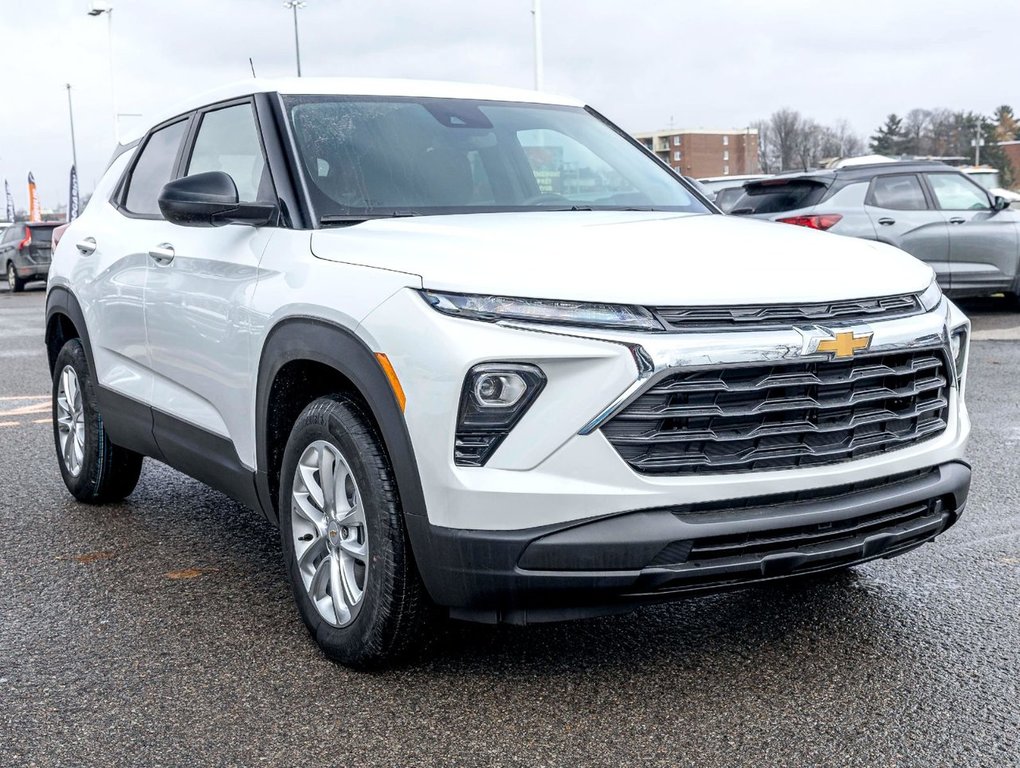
68,165,80,221
3,179,13,222
27,172,41,222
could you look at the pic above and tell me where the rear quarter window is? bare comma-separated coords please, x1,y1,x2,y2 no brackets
730,180,828,215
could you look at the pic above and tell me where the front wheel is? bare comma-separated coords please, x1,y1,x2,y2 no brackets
279,395,433,668
52,338,143,503
7,262,25,293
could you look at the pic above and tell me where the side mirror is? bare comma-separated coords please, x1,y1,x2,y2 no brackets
993,195,1011,212
158,171,277,227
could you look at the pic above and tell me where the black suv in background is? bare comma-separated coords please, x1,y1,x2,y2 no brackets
1,222,58,292
730,162,1020,302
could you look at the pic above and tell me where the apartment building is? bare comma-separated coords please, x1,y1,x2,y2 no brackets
633,128,760,178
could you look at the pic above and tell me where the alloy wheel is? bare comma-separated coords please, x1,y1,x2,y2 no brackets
290,440,370,627
56,365,85,477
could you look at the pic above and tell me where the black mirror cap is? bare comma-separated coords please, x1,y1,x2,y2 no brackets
993,195,1012,212
158,171,278,227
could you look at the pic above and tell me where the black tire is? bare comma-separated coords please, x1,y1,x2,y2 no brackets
279,395,433,668
7,262,24,293
52,338,143,503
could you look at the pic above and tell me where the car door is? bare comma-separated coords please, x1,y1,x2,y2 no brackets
142,98,276,475
864,173,951,289
923,171,1020,295
75,117,191,418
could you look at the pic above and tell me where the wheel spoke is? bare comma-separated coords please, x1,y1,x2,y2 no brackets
336,501,365,528
309,555,331,599
298,461,324,511
293,491,326,531
329,555,352,626
339,534,368,562
63,429,75,468
340,553,364,606
297,533,327,574
319,446,337,515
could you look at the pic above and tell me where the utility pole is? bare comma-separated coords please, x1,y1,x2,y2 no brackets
532,0,543,90
284,1,307,77
971,124,985,166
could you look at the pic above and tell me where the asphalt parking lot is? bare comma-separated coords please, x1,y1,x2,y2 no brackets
1,282,1018,767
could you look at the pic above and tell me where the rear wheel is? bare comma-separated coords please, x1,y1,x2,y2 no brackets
279,395,433,668
7,262,24,293
52,339,143,503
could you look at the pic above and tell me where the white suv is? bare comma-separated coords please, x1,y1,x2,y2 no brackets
46,78,972,667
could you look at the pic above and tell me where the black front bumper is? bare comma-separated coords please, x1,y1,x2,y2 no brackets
406,461,971,624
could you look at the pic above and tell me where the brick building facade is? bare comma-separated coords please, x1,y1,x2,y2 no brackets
633,128,760,178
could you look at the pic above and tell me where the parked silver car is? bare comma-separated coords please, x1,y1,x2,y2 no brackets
730,161,1020,301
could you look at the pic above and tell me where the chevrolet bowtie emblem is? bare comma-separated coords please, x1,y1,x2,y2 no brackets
816,330,873,359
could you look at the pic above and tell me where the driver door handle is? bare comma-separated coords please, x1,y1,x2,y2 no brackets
76,237,97,255
877,217,895,226
949,217,966,225
148,243,175,265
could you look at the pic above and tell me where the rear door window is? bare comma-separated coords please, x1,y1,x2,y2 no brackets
123,119,190,216
867,174,928,210
729,180,828,215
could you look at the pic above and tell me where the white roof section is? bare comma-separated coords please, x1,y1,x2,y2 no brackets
121,77,584,145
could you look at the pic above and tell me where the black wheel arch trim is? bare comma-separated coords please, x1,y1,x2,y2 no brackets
254,317,429,528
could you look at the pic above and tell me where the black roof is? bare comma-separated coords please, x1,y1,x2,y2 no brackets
755,160,952,185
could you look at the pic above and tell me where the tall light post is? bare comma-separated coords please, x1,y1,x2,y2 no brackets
531,0,543,90
66,84,79,170
87,1,118,143
284,1,307,77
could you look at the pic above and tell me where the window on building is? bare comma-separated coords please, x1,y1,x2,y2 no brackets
723,150,729,161
673,151,681,162
673,136,681,146
723,165,729,175
723,135,729,146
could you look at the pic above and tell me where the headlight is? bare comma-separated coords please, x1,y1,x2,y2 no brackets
455,363,546,466
421,290,664,331
919,279,942,312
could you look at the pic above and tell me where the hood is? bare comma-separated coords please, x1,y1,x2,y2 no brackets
310,211,934,305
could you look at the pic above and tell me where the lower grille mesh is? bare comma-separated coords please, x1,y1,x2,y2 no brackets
603,347,950,475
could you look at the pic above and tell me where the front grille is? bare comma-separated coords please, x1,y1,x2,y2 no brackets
652,294,920,331
603,347,950,475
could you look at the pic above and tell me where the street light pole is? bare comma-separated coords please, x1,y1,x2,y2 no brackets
532,0,543,90
283,1,307,77
66,84,79,170
88,2,118,143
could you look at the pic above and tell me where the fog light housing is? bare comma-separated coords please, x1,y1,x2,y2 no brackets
950,327,967,383
455,363,546,466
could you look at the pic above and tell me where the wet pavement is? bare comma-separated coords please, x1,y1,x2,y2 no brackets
1,285,1018,767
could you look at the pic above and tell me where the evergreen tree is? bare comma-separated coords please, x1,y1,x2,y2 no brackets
869,114,907,156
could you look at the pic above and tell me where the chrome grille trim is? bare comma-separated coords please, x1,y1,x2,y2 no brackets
602,346,950,475
652,294,921,331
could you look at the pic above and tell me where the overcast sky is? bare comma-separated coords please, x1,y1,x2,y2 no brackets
1,0,1014,208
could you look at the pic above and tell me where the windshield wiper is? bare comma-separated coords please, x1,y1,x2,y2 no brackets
320,211,421,227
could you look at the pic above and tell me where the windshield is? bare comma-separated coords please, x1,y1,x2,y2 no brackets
966,170,1000,190
282,96,709,221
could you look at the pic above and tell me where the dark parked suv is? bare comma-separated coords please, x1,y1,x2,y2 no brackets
2,222,59,292
730,161,1020,301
